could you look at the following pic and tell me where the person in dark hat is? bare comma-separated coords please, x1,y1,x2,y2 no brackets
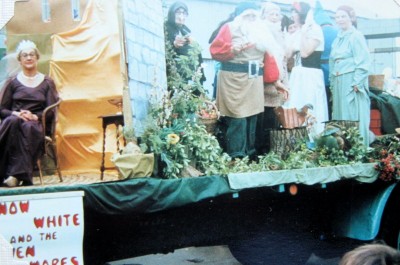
165,2,191,58
164,1,205,86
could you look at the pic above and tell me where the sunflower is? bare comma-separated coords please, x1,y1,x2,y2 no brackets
167,133,180,145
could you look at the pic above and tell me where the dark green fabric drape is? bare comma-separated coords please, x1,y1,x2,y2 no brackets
370,89,400,134
0,175,234,215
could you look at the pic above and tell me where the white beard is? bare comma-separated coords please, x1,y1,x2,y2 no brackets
238,18,262,44
266,20,282,35
234,16,281,57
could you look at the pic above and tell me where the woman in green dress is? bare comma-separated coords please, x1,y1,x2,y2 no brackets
329,5,371,146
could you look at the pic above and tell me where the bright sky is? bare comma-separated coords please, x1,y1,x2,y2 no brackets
273,0,400,19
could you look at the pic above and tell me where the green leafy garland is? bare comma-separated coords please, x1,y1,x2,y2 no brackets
227,127,399,179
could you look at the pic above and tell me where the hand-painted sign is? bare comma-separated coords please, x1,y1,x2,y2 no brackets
0,191,85,265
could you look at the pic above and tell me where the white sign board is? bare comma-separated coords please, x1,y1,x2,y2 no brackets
0,191,85,265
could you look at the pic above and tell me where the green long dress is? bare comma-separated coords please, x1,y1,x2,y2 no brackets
329,27,371,146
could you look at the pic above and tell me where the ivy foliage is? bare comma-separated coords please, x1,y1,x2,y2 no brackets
137,25,228,179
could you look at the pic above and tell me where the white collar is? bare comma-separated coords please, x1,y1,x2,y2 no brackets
17,71,45,87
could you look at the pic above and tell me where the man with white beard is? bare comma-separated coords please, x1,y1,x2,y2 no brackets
261,2,289,86
257,2,290,155
210,2,275,160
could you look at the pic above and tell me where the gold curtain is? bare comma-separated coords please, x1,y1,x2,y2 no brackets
50,0,124,174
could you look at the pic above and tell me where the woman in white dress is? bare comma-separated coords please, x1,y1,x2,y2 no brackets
285,2,328,135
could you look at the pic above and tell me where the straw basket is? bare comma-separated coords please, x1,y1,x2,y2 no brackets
198,101,220,134
274,106,306,129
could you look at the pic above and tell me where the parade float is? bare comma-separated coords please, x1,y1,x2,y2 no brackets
1,0,400,264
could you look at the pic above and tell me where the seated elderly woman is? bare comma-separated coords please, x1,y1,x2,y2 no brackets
0,40,59,187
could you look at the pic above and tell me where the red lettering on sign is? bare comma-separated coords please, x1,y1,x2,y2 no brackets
0,201,29,215
71,257,79,265
47,216,56,227
15,234,33,243
14,245,35,258
61,214,70,226
73,214,80,226
28,257,78,265
0,203,6,215
16,247,23,258
9,202,17,214
20,201,30,213
26,245,35,257
40,232,57,240
34,214,80,228
34,217,45,228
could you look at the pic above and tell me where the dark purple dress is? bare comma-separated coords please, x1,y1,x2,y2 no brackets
0,76,59,184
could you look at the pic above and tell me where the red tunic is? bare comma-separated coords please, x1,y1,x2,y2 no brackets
209,23,264,118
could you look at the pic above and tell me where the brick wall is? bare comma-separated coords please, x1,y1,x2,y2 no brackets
121,0,167,135
370,109,382,135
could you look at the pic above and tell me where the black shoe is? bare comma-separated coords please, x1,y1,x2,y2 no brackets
249,154,259,163
21,180,34,186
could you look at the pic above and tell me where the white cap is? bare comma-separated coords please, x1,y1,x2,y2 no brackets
16,40,37,54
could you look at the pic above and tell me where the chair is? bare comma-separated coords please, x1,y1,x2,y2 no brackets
37,98,63,185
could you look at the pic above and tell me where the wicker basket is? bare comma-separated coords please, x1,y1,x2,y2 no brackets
198,101,220,134
274,106,306,129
